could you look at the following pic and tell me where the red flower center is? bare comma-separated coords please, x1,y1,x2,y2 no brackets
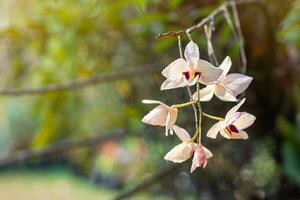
182,71,190,80
226,124,239,134
195,72,201,77
182,71,201,80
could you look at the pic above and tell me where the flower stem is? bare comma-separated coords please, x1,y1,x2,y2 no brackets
178,36,199,132
190,128,199,142
172,100,197,109
196,82,202,144
202,112,224,121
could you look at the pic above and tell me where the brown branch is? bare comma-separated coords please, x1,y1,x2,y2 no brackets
112,164,181,200
0,63,161,96
0,132,125,169
156,0,256,39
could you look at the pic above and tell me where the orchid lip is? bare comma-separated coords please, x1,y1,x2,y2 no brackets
182,71,190,80
182,71,201,80
195,72,201,78
226,124,239,135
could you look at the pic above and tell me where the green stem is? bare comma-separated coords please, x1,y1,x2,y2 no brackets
190,128,199,142
202,112,224,121
196,82,202,144
172,100,197,109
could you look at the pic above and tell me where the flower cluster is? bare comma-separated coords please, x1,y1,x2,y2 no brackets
142,41,255,173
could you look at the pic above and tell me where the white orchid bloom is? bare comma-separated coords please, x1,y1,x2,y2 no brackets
164,125,194,163
207,98,256,139
193,56,253,102
164,126,213,172
161,41,223,90
190,145,213,173
141,100,178,136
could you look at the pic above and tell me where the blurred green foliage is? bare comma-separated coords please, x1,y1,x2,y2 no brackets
0,0,299,199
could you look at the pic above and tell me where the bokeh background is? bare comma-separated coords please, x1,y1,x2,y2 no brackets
0,0,299,199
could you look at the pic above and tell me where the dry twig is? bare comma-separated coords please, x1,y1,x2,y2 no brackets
112,164,181,200
0,132,125,169
156,0,256,39
0,63,160,96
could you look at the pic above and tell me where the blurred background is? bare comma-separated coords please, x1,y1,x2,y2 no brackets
0,0,299,199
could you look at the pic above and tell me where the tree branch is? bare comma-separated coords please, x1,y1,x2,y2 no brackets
156,0,256,39
112,164,181,200
0,132,125,169
0,63,160,96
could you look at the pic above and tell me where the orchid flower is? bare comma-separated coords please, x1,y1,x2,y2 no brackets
161,41,223,90
164,126,212,172
141,100,178,136
193,56,253,102
190,145,213,173
207,98,256,139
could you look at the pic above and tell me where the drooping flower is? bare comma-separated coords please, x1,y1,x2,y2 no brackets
164,126,213,172
164,125,194,162
190,145,213,173
141,100,178,135
193,56,253,102
207,98,256,139
161,41,223,90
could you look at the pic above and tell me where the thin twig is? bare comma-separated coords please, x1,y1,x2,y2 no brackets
230,1,247,74
0,132,125,169
204,24,219,65
0,63,161,96
156,0,256,39
112,164,181,200
223,5,245,73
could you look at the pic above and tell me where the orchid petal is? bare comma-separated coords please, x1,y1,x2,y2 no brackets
184,41,199,65
142,105,168,126
225,98,246,119
192,85,215,101
203,146,213,158
142,99,168,107
162,58,188,80
197,59,223,84
207,121,226,139
190,146,212,172
187,74,200,86
165,108,178,136
223,74,253,96
214,84,238,102
173,125,191,142
220,129,249,139
233,112,256,130
219,56,232,75
160,79,186,90
164,142,194,163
